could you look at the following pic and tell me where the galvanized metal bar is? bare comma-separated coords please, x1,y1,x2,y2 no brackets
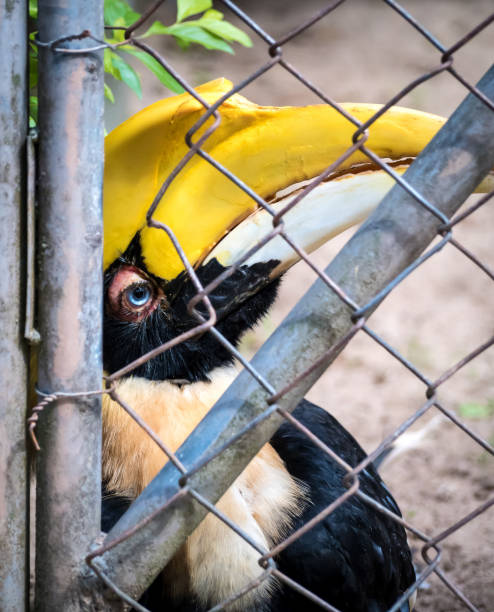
35,1,104,610
94,66,494,600
0,1,29,609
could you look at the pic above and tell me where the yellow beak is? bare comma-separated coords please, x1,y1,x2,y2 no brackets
104,78,490,281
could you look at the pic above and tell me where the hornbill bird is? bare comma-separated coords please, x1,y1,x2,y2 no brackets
100,79,449,611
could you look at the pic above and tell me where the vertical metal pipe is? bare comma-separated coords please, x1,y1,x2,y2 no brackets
0,1,29,610
35,2,104,610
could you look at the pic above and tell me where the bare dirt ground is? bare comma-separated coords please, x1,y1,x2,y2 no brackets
111,1,494,609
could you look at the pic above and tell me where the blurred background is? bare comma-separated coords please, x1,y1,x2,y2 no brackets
106,2,494,610
106,0,494,128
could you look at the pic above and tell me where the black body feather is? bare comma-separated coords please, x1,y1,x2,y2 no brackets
102,233,414,611
269,400,414,612
102,401,414,612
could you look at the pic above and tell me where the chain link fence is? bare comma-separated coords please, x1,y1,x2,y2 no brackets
12,0,494,610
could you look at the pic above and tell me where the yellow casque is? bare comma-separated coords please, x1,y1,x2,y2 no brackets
104,78,446,280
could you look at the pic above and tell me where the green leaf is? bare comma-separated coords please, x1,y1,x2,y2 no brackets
104,48,119,78
29,0,38,19
175,36,191,51
202,9,223,21
29,53,38,89
110,23,127,43
167,23,233,53
29,96,38,123
121,47,184,93
104,0,140,27
104,83,115,103
177,0,212,23
107,50,142,98
198,17,252,47
141,20,170,38
458,402,494,420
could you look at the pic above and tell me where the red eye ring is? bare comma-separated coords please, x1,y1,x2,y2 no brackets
107,265,162,322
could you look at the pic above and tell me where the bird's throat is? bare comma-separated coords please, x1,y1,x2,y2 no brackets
102,368,306,609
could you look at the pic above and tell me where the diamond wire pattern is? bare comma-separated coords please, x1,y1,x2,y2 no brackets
32,1,494,610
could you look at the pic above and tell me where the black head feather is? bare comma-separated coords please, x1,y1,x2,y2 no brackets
103,233,281,382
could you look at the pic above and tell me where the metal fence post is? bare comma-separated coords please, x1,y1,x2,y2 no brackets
0,1,29,610
35,1,104,610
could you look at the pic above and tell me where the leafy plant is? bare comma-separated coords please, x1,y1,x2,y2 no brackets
29,0,251,126
458,401,494,420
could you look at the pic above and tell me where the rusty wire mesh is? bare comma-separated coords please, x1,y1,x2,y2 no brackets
30,1,494,610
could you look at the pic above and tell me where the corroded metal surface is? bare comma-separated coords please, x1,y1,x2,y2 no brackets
34,1,104,610
0,0,29,609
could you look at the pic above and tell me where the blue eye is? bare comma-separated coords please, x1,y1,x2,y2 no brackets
126,283,152,308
